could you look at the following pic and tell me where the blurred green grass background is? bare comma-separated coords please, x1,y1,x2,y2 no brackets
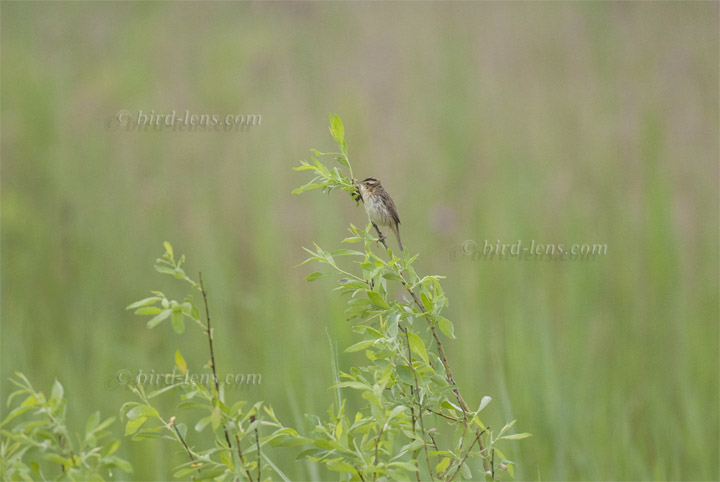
2,2,718,480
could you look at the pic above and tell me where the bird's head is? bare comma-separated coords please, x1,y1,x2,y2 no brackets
359,177,381,192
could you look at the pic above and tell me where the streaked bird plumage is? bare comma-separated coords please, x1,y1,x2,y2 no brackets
356,177,404,252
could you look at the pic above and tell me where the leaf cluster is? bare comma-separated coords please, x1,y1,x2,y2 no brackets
291,115,530,481
0,374,131,481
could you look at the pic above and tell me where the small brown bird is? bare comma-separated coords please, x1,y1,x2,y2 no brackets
356,177,404,251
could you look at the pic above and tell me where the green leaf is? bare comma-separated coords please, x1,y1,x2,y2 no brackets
93,416,116,434
406,332,429,365
341,236,362,244
293,164,318,171
134,306,163,316
400,438,426,454
155,265,175,276
338,279,368,290
125,416,147,436
175,350,187,375
396,365,415,386
105,439,121,457
107,456,134,473
292,183,324,194
195,416,211,432
174,467,201,478
367,291,390,309
498,419,517,438
163,241,174,260
501,432,532,440
386,405,407,423
420,292,433,312
50,379,64,405
170,308,185,334
146,384,181,399
461,462,472,479
85,411,100,434
435,457,451,474
329,114,345,146
389,461,418,472
210,406,222,430
329,249,364,257
441,400,462,413
126,297,161,310
437,317,456,339
336,155,350,168
478,395,492,412
382,271,404,281
126,405,159,421
345,340,375,353
146,309,171,329
335,381,370,391
327,461,357,474
306,272,332,281
43,453,70,466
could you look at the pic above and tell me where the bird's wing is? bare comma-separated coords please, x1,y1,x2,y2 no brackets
387,196,401,225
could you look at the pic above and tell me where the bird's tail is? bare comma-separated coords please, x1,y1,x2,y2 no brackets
392,223,404,252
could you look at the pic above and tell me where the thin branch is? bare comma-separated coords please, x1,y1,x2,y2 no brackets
401,325,434,481
172,423,196,464
491,444,495,479
371,424,386,482
57,434,74,473
351,164,491,475
235,434,255,482
167,417,202,478
409,405,422,482
402,282,491,473
355,466,366,482
427,408,460,422
251,415,261,482
447,429,486,482
199,272,233,450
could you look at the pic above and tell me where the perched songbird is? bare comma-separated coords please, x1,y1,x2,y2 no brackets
356,177,404,252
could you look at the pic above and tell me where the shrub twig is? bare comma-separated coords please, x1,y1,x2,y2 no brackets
199,272,232,450
401,324,434,480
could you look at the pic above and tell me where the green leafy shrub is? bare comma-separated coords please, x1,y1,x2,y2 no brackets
123,243,299,481
290,114,529,480
0,374,131,481
1,115,526,482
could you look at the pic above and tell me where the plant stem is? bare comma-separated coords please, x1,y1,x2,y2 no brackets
235,434,255,482
357,178,491,475
402,282,492,474
401,325,434,481
447,429,485,482
372,424,386,482
355,467,366,482
199,272,233,450
252,415,261,482
172,423,196,464
370,215,491,474
409,405,422,482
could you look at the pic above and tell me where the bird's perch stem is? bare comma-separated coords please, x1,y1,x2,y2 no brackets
402,283,491,473
199,272,233,450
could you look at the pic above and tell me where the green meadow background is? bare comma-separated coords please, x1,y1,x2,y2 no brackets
2,2,718,481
